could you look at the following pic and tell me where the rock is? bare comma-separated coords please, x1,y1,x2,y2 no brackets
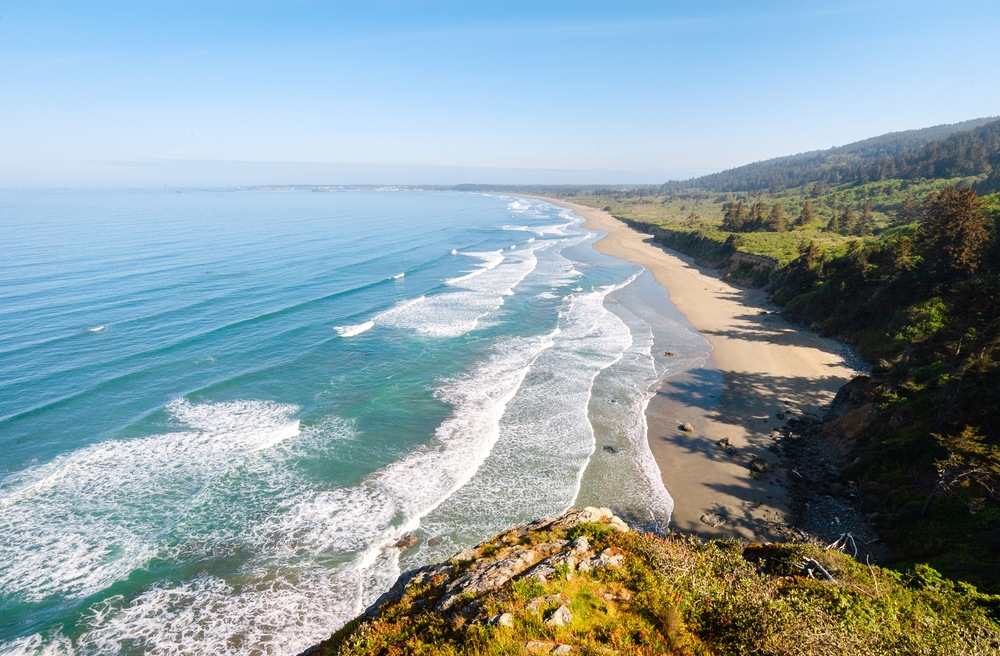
452,548,477,563
489,612,514,627
602,444,618,454
569,536,590,554
437,548,540,612
545,605,572,626
776,412,786,420
525,641,556,654
394,532,419,551
716,437,731,448
552,645,573,654
700,512,727,527
576,507,613,523
608,516,630,533
526,594,569,613
679,422,694,432
577,548,624,573
749,457,770,474
427,537,441,547
664,350,676,357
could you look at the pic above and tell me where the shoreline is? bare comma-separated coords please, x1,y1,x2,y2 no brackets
540,197,859,541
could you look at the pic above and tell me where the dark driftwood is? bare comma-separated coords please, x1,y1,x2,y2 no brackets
803,558,836,583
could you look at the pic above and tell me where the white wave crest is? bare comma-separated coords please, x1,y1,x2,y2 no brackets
334,321,375,337
0,399,301,604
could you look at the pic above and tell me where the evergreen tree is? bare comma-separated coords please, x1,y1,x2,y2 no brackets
750,200,768,229
721,200,750,232
767,202,787,232
918,186,990,279
893,194,919,227
838,207,858,234
856,201,874,236
796,200,815,226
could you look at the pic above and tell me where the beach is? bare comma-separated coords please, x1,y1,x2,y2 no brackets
545,198,859,541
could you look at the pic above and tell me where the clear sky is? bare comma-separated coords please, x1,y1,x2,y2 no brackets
2,0,998,187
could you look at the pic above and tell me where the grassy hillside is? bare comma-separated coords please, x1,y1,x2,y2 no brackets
309,509,1000,656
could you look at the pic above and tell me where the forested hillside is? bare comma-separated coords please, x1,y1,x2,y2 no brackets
660,117,1000,193
559,119,1000,591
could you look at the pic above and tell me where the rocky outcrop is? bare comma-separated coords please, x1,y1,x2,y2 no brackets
350,507,630,630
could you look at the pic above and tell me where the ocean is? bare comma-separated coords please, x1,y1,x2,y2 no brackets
0,189,709,655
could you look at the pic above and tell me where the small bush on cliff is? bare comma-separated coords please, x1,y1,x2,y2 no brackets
310,511,1000,656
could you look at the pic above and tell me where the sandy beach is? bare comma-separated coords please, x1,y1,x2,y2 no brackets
543,198,859,541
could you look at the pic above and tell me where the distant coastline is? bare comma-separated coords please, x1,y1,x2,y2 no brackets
538,197,859,541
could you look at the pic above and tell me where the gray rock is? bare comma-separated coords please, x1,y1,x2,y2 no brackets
545,604,572,626
437,548,539,612
577,548,624,572
489,612,513,627
551,645,573,654
679,422,694,432
526,593,569,613
749,457,770,473
576,507,613,523
700,512,727,527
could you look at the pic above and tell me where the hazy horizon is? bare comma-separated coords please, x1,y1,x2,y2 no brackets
3,0,999,187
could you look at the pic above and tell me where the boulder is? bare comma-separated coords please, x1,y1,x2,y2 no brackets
394,533,419,551
545,605,572,627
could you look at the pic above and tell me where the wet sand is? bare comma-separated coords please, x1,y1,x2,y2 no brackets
543,198,858,541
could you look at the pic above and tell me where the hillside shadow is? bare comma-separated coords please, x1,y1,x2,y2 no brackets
658,367,842,428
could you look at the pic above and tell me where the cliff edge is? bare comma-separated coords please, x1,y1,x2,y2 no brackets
301,508,999,655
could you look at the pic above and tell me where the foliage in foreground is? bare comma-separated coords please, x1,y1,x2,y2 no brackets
312,516,1000,656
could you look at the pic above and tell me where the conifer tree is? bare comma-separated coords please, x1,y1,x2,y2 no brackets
767,202,787,232
796,200,815,226
894,194,919,227
918,186,989,279
856,201,874,236
838,207,858,234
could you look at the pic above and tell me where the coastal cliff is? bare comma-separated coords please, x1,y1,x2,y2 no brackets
302,508,999,655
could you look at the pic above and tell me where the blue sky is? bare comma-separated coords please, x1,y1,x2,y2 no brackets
2,0,998,186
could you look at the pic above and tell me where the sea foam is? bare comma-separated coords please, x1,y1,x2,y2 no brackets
0,399,300,603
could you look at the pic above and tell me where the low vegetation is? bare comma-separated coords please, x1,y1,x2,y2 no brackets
310,510,1000,655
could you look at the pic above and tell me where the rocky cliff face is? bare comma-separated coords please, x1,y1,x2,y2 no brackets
300,507,999,656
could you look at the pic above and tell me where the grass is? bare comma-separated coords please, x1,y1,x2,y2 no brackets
560,176,982,267
311,516,1000,655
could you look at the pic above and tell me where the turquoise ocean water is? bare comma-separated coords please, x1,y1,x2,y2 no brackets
0,189,709,655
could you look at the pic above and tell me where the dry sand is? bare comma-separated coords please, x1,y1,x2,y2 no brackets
542,198,860,541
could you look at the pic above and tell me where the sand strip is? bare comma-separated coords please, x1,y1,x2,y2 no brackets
542,198,859,541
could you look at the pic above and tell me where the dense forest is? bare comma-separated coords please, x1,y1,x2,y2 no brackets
554,118,1000,592
660,117,1000,193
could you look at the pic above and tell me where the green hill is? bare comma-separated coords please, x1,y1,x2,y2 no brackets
661,117,1000,193
305,509,1000,656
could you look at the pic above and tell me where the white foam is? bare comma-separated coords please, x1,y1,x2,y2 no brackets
86,325,106,333
391,272,404,280
342,246,544,339
414,278,644,561
0,399,301,604
334,321,375,337
26,334,564,655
